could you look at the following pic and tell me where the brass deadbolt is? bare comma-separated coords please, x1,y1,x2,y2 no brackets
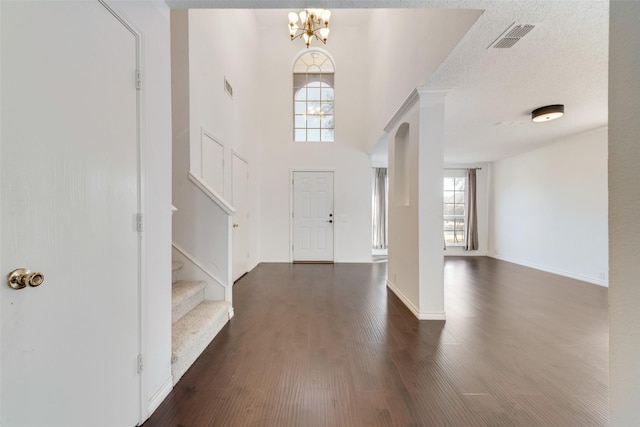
7,268,45,290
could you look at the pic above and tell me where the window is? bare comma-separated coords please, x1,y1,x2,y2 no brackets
372,167,388,249
444,177,466,245
293,51,334,142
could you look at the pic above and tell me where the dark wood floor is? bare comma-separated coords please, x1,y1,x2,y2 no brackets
144,257,608,426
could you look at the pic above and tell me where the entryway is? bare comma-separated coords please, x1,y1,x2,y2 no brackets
292,170,334,262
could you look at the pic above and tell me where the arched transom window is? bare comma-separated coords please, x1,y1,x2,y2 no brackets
293,51,335,142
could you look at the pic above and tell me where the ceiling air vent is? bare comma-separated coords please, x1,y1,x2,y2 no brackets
488,23,535,49
224,77,233,99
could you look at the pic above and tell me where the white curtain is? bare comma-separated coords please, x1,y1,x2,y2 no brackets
465,168,479,251
372,168,388,249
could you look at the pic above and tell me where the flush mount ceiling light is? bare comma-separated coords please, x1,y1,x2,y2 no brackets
531,104,565,122
288,9,331,48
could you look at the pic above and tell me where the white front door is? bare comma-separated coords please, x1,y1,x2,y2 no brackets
232,153,249,281
293,171,334,262
1,1,141,425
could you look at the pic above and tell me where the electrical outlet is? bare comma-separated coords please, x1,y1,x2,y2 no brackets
599,272,606,280
394,273,397,283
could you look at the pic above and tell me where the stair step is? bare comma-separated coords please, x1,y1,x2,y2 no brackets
171,260,184,272
172,280,206,324
171,261,184,284
171,300,231,384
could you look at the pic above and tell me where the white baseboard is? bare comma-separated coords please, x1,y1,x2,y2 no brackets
259,258,376,264
417,311,447,320
387,280,420,317
147,376,173,416
444,251,488,257
248,260,260,272
259,258,291,263
489,254,608,287
386,280,446,321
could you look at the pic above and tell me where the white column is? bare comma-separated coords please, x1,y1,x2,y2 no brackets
609,1,640,424
417,89,446,320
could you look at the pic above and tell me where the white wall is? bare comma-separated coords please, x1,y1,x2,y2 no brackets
443,164,489,256
254,9,482,263
258,23,372,263
386,90,446,320
489,127,608,286
172,9,262,288
388,110,420,308
366,9,482,147
188,9,261,271
416,91,446,319
107,0,174,419
172,10,228,295
609,1,640,424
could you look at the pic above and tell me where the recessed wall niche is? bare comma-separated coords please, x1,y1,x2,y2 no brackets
394,123,410,206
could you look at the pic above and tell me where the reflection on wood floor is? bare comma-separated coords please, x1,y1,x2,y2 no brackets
144,257,608,426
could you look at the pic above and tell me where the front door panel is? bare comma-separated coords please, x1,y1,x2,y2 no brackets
293,171,334,262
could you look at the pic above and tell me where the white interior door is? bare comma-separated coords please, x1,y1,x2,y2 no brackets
1,1,141,425
232,153,249,281
293,171,334,262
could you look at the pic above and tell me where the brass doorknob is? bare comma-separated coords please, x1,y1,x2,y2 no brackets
28,272,44,287
233,224,239,228
7,268,45,290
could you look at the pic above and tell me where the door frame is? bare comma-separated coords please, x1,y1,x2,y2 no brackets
0,1,146,423
231,149,249,281
289,169,335,262
99,1,147,423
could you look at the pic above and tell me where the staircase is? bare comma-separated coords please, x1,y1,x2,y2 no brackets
171,260,231,385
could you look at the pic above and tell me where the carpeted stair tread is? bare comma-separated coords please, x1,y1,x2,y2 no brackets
172,280,206,323
172,280,205,306
171,300,231,384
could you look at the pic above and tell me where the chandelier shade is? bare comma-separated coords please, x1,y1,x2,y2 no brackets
288,8,331,48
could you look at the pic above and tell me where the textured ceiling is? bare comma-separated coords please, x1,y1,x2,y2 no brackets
428,0,609,163
171,0,609,164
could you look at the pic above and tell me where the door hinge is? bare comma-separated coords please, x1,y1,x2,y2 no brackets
137,213,143,232
136,70,142,90
137,354,144,373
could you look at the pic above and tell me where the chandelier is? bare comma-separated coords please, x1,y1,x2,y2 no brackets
288,9,331,48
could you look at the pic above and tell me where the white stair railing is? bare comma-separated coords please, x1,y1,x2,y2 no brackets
172,172,235,303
